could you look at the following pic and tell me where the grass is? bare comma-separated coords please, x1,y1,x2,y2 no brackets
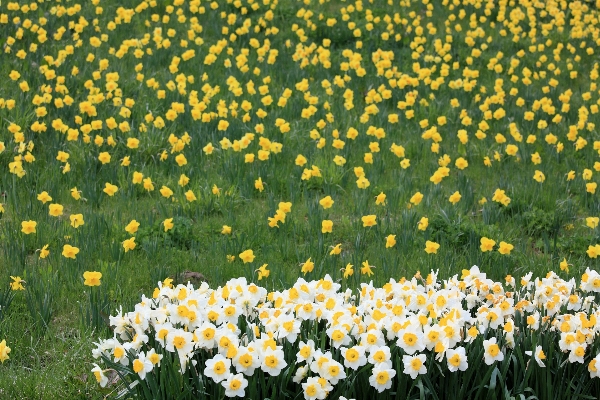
0,0,599,397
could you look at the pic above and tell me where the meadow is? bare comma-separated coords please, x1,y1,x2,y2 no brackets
0,0,600,398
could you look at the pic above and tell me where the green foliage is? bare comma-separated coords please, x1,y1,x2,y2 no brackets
0,283,16,327
521,207,560,239
24,273,57,337
136,216,196,251
428,212,477,248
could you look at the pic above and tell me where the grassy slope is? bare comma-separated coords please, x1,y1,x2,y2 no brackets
0,0,598,397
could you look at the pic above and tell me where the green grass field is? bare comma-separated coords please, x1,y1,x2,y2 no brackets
0,0,600,398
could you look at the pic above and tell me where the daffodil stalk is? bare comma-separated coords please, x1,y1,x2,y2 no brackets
0,278,19,324
81,271,110,331
24,273,55,336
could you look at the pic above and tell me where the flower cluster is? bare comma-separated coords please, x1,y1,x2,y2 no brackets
92,266,600,397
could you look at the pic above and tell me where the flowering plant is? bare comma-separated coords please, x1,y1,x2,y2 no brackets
93,266,600,399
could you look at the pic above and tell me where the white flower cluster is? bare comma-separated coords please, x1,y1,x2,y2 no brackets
92,266,600,398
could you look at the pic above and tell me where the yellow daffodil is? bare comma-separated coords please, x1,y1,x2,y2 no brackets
385,235,396,248
239,249,255,263
425,241,440,254
498,241,514,255
163,218,174,232
361,260,374,276
62,244,80,259
319,196,334,209
70,214,84,228
9,276,25,291
256,264,270,280
329,244,342,255
39,244,50,259
448,191,462,205
21,220,37,234
83,271,102,286
480,237,496,252
103,182,118,196
362,215,377,227
300,258,314,275
0,340,11,363
123,237,136,252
